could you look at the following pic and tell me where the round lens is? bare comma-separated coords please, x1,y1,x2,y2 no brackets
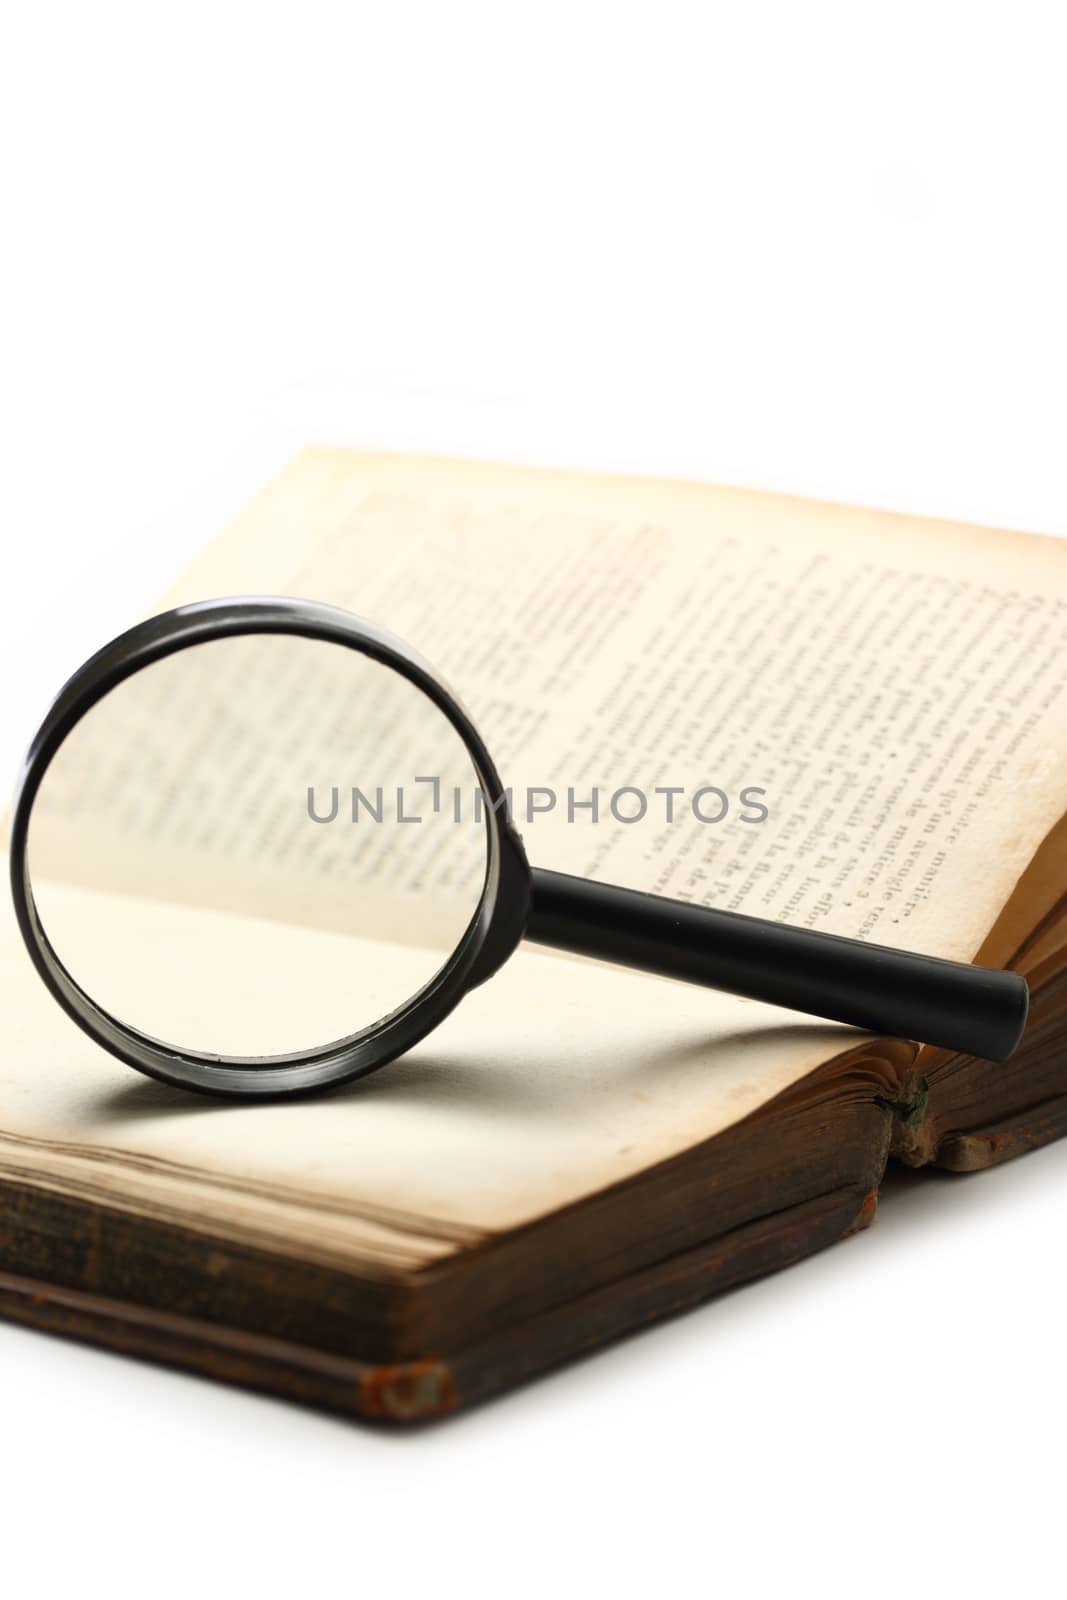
26,632,490,1057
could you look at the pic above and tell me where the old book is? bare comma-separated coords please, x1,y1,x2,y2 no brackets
3,451,1067,1422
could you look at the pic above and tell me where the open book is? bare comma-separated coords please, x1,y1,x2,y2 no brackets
3,451,1067,1421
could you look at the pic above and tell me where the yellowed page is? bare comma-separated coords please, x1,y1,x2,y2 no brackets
5,453,1067,1272
0,874,899,1270
21,450,1067,967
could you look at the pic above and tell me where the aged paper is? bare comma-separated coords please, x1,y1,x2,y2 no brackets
0,876,901,1266
5,452,1067,1268
23,451,1067,967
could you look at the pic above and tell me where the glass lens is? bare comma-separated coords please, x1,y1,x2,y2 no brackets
27,633,489,1056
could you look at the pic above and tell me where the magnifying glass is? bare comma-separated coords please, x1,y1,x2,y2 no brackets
9,596,1029,1098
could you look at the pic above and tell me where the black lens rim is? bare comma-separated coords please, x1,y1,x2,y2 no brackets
9,596,532,1098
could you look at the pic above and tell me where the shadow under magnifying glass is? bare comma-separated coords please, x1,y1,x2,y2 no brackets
79,1019,871,1130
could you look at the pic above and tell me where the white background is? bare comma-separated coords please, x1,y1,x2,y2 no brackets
1,4,1065,1596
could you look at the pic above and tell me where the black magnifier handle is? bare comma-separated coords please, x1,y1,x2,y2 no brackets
524,869,1028,1063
